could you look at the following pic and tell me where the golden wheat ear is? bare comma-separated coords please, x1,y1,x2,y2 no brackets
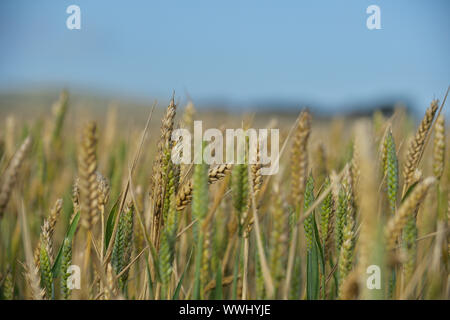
290,109,311,208
78,121,99,231
176,163,232,211
0,136,32,217
149,97,177,249
385,176,435,250
433,114,445,180
402,100,438,195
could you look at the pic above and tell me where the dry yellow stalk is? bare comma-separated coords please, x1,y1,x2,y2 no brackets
354,121,380,298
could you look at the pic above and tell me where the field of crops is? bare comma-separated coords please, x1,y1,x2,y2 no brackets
0,90,448,300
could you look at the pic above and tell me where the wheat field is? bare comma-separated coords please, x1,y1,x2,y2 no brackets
0,90,448,300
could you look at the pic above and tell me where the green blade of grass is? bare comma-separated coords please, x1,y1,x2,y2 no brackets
306,218,320,300
104,196,121,251
231,236,243,300
173,248,193,300
51,212,80,277
145,254,154,300
312,217,326,298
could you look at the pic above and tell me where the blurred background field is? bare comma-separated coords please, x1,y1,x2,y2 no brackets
0,0,449,117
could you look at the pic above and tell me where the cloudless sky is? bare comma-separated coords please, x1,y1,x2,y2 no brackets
0,0,449,112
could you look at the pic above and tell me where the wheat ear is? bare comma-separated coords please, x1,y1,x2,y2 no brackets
78,121,99,231
290,110,311,208
433,114,445,180
402,100,438,193
150,97,176,249
176,164,232,210
0,136,31,217
385,176,435,250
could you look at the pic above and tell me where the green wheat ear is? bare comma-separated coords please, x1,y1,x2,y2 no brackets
338,212,355,297
192,159,209,239
112,203,134,293
162,147,178,221
60,238,72,300
39,242,53,299
231,163,249,228
118,205,134,293
319,178,333,246
335,187,348,254
191,146,209,300
383,130,398,214
2,268,14,300
159,194,178,287
303,175,315,252
402,214,417,283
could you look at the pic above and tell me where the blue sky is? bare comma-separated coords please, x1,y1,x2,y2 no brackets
0,0,449,112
